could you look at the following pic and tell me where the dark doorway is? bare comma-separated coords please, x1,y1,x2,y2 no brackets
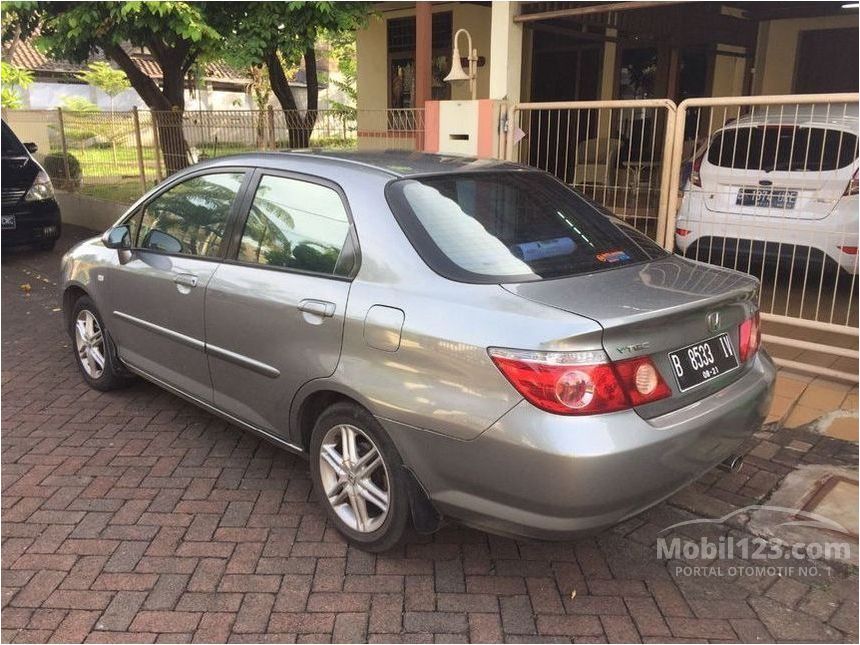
619,47,659,99
794,27,859,93
677,48,709,102
529,31,601,102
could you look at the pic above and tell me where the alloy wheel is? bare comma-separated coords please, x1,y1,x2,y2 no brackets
75,309,106,379
318,423,390,533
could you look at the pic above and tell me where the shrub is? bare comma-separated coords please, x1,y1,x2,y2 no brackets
43,152,82,191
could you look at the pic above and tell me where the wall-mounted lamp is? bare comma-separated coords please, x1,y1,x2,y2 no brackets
444,28,478,100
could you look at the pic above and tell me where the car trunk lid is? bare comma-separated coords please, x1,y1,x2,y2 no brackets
502,255,760,418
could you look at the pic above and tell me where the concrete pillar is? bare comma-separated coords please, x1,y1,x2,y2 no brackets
488,1,523,101
415,2,432,108
599,28,618,100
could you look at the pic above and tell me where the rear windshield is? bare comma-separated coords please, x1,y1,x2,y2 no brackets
707,126,858,172
385,171,667,283
1,121,26,157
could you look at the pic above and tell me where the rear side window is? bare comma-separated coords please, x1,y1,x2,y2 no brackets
385,171,666,283
237,175,352,276
707,126,858,172
137,172,245,257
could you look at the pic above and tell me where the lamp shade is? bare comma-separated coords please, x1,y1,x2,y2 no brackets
444,46,470,82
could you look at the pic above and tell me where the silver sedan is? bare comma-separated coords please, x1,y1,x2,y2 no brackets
61,151,775,551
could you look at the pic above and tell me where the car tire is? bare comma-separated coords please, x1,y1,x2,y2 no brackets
310,401,410,552
70,295,135,391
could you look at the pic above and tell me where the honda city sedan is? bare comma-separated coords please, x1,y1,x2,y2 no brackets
61,151,775,551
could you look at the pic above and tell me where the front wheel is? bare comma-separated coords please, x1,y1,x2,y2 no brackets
309,402,411,552
70,296,134,391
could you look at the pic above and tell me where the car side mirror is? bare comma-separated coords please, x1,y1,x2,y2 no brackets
24,142,38,154
102,225,131,250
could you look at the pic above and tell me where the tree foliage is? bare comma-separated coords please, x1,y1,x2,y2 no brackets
1,60,33,108
207,1,368,146
4,1,371,164
10,1,222,172
75,61,131,110
326,36,357,121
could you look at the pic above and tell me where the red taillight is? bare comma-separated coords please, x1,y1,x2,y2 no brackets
612,356,672,407
488,348,669,416
676,228,692,237
690,152,705,187
844,169,858,197
838,245,859,255
738,311,761,362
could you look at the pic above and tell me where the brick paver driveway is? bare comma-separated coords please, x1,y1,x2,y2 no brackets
2,227,857,643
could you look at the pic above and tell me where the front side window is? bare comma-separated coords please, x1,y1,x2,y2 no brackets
386,171,666,283
237,175,352,276
137,172,245,257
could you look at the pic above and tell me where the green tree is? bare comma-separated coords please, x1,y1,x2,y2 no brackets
0,60,33,108
59,95,99,112
2,2,42,60
75,61,130,112
11,1,222,174
208,2,369,148
327,36,357,122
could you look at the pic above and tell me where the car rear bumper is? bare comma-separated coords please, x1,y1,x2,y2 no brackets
676,193,858,273
382,350,775,540
1,199,62,246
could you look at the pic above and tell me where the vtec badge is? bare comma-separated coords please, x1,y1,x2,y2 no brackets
616,341,651,354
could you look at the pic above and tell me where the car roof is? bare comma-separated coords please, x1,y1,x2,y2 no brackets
721,103,859,134
195,150,528,178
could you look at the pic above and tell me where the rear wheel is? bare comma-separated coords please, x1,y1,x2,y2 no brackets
70,296,134,391
310,402,410,552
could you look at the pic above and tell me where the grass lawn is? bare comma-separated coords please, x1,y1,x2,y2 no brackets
78,180,152,205
66,136,358,204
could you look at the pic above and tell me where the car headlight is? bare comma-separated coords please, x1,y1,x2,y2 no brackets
24,170,55,202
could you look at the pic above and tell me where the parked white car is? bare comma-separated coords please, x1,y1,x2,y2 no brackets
675,105,859,274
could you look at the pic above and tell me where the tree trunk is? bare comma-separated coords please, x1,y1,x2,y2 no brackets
157,67,191,174
104,43,191,175
152,111,190,175
266,47,320,149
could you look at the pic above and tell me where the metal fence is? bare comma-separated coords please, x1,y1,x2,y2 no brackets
507,94,859,381
664,94,859,382
505,99,677,245
4,107,425,203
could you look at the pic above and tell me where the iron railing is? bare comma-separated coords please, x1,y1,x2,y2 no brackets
506,95,859,381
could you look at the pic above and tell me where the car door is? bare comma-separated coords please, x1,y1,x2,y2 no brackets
106,169,248,402
204,170,356,437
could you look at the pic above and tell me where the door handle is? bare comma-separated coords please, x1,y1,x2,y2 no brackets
173,274,198,288
298,299,336,318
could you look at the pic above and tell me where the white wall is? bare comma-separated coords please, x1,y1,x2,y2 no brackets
22,80,260,112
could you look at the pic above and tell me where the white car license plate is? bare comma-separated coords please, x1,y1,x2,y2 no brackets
1,214,16,230
736,187,798,209
668,333,739,392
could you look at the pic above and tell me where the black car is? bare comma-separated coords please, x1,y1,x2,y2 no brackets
2,120,62,250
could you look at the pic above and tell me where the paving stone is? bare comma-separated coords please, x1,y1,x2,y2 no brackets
0,228,855,644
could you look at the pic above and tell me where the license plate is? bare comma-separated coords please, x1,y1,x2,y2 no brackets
736,187,798,209
1,214,15,230
668,333,739,392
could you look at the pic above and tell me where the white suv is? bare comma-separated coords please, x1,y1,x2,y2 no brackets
675,104,858,274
